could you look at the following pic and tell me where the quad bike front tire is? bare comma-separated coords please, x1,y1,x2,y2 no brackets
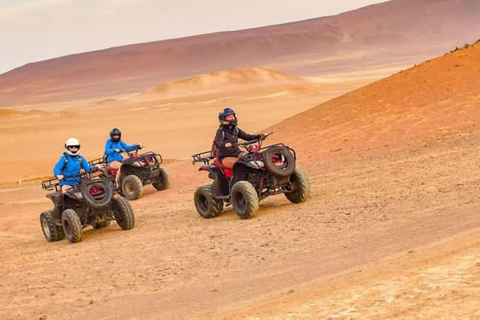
285,169,310,204
263,146,296,178
231,181,259,219
61,209,83,243
40,210,65,242
152,168,170,191
113,197,135,230
194,185,223,219
122,175,143,200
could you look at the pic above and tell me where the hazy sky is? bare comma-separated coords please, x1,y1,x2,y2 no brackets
0,0,387,74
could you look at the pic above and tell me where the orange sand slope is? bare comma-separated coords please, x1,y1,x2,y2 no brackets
270,41,480,156
1,0,479,109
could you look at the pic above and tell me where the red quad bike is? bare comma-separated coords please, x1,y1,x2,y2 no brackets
191,133,309,219
89,147,170,200
40,172,135,244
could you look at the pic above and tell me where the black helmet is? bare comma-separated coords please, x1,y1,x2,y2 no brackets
110,128,121,142
218,107,237,127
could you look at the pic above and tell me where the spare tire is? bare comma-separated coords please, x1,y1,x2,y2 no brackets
81,179,114,209
262,146,295,178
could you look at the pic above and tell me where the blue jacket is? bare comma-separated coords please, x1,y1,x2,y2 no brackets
53,153,92,186
104,139,138,163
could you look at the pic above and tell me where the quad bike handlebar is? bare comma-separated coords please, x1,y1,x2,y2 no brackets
236,132,273,151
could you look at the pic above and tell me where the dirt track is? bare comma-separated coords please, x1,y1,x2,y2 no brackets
1,125,479,319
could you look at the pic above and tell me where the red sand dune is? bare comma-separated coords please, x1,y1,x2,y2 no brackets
0,0,479,108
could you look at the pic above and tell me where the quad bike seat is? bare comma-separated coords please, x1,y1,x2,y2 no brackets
213,159,233,178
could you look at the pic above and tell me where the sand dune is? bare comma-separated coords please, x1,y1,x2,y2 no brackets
269,41,480,156
1,0,479,109
132,68,310,100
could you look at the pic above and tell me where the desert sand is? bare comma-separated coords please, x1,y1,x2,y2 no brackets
1,34,479,320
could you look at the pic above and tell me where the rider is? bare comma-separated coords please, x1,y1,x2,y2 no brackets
104,128,142,184
54,138,94,193
215,108,265,168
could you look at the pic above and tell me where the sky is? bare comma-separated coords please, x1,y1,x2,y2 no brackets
0,0,387,74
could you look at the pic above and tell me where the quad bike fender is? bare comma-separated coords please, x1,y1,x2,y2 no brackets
46,193,63,222
199,165,220,180
199,165,230,197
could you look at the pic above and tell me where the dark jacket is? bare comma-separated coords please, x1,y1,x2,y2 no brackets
215,126,261,159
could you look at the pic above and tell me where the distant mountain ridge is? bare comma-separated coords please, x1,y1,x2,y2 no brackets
0,0,479,108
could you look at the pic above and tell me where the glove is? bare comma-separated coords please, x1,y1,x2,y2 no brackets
259,134,266,140
137,144,144,150
56,174,64,180
90,166,99,173
115,149,121,153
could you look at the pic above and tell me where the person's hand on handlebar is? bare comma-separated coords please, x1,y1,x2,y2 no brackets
137,144,144,150
56,174,64,180
115,148,121,153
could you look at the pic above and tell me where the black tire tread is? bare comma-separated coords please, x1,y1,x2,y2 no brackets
40,211,65,242
194,185,223,219
231,181,259,219
285,169,310,203
113,197,135,230
122,175,143,200
152,168,170,191
61,209,83,243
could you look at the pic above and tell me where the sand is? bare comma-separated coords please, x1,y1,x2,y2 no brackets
1,39,479,319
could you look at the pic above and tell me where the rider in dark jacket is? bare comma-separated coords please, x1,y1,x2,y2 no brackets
215,108,265,168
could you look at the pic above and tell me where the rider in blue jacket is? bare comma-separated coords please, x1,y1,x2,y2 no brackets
54,138,93,193
105,128,142,184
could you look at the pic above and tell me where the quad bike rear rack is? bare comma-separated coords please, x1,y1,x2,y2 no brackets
192,150,214,165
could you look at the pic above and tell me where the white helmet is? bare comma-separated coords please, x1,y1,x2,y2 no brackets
64,138,81,156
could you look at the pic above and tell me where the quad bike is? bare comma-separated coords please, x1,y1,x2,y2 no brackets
40,172,135,243
89,146,169,200
191,133,309,219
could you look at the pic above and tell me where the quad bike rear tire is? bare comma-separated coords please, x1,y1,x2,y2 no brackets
285,169,310,204
122,175,143,200
40,210,65,242
61,209,83,243
113,197,135,230
92,220,111,229
81,179,114,209
263,146,296,178
152,168,170,191
194,185,223,219
231,181,259,219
